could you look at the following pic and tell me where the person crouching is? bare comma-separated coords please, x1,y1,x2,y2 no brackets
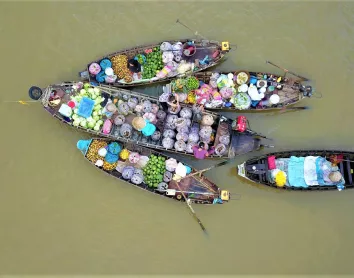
192,142,215,160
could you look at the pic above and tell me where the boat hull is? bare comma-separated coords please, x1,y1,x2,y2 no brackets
34,82,267,160
80,39,230,87
238,150,354,191
78,138,230,205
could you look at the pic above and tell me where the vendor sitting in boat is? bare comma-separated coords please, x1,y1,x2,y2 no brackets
128,58,142,78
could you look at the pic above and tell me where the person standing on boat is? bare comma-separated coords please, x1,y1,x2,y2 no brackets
192,142,215,160
127,58,142,78
160,92,180,113
192,103,204,122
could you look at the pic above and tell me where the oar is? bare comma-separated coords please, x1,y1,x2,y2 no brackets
173,179,208,235
172,159,234,235
285,106,309,110
178,159,233,180
176,19,208,40
2,100,39,105
266,61,309,81
280,106,310,111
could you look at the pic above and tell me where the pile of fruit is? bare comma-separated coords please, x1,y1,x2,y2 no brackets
86,140,107,163
186,76,200,90
171,78,187,92
171,77,200,93
71,84,105,131
111,54,132,83
142,47,164,80
142,154,166,188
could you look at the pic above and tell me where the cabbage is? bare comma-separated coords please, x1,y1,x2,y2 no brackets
72,114,78,120
91,95,97,100
92,111,98,117
94,98,101,105
88,88,94,94
94,105,101,111
93,87,100,94
87,116,94,123
93,115,100,121
87,121,95,129
97,110,102,115
73,109,78,114
73,119,80,126
80,89,86,95
80,120,87,128
97,120,104,125
94,125,100,131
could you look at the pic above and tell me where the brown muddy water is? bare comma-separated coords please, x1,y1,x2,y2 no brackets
0,1,354,276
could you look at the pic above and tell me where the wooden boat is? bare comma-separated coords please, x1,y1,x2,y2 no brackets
167,70,313,111
28,81,271,160
237,150,354,191
78,39,231,87
76,138,230,205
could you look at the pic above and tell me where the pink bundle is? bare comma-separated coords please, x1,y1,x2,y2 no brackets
89,63,101,75
220,87,234,99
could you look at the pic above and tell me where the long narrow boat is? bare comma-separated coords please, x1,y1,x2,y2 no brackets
28,81,270,160
76,138,230,205
165,70,314,111
78,39,231,87
237,150,354,191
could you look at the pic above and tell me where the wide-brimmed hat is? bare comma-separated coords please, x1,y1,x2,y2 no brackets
132,117,146,130
106,103,117,112
329,171,342,183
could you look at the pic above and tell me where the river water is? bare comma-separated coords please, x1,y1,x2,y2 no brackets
1,1,354,276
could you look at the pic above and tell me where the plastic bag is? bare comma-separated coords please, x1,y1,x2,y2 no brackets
232,92,251,110
175,162,187,177
165,158,178,172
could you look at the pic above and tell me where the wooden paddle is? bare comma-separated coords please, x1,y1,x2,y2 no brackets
266,61,309,81
172,159,234,236
176,19,208,40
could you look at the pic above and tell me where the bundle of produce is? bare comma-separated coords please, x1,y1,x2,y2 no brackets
111,54,132,83
70,84,105,131
143,154,166,188
142,47,164,80
232,92,251,110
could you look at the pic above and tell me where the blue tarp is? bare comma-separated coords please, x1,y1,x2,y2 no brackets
288,156,308,188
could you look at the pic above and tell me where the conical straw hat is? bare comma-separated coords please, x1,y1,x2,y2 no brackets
329,171,342,183
132,117,146,130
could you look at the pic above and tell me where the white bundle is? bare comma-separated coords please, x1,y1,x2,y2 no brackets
162,51,174,64
160,42,172,51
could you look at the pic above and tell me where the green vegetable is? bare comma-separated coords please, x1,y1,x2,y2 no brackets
186,76,199,90
142,48,164,80
142,154,166,188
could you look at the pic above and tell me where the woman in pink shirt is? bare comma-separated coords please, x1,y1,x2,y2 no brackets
192,142,215,160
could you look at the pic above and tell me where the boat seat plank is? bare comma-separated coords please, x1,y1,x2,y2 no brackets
345,159,353,185
339,161,344,177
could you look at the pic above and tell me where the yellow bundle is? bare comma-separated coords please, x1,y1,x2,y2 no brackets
275,171,287,187
186,91,196,104
119,149,130,160
103,161,118,171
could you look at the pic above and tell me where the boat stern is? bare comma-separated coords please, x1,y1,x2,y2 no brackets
237,162,246,178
